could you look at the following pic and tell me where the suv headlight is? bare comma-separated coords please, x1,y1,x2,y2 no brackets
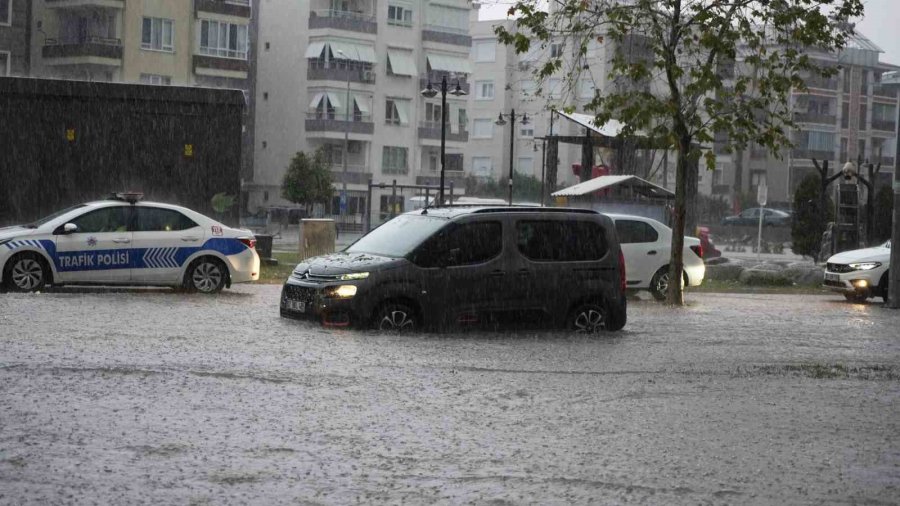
324,285,358,298
340,272,369,281
849,262,881,271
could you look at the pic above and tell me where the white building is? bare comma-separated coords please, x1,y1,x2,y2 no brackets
251,0,474,229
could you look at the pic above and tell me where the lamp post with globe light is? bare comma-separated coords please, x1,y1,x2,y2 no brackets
495,110,530,205
420,75,467,206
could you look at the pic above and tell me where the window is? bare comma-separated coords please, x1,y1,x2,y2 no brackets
0,51,8,77
750,170,766,187
516,220,609,262
71,207,131,234
615,220,659,244
472,157,492,177
331,195,366,215
517,157,534,175
446,154,463,172
425,102,443,123
141,17,174,52
873,103,896,122
382,146,408,174
842,101,849,128
385,98,409,125
0,0,9,26
807,131,834,151
547,78,563,99
840,137,848,162
519,126,534,138
550,43,564,58
472,119,494,138
458,108,467,132
140,74,171,86
135,208,198,232
859,103,867,130
578,79,596,99
475,81,494,100
520,80,537,97
474,40,496,62
387,4,413,26
858,139,866,158
199,19,249,59
426,4,468,33
412,221,503,268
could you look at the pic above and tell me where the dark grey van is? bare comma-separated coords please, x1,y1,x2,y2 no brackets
280,206,627,332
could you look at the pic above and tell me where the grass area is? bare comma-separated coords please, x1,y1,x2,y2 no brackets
258,251,302,284
692,279,831,295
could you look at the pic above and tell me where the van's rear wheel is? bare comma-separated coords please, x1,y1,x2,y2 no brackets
568,303,607,333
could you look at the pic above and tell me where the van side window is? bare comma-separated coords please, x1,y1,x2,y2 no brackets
614,220,658,244
413,221,502,267
516,220,608,261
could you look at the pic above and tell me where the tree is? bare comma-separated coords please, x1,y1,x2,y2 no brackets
497,0,863,305
872,185,894,245
281,148,333,215
792,173,833,260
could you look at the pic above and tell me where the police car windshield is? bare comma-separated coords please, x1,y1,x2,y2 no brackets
346,214,448,258
24,204,88,228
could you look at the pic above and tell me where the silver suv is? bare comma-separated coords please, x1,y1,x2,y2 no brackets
280,206,627,332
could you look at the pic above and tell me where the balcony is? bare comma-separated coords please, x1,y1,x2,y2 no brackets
872,120,897,132
712,184,731,195
309,9,377,34
42,37,123,65
308,63,375,84
793,112,837,125
803,76,839,91
416,174,466,188
193,54,249,78
791,148,833,161
422,25,471,47
195,0,251,18
306,113,374,135
45,0,124,8
330,164,371,185
873,84,899,99
418,121,468,143
419,72,469,95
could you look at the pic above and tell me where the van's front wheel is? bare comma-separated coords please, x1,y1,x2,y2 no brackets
374,302,418,332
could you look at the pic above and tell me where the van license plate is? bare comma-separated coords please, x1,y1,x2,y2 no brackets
824,273,839,282
287,300,305,312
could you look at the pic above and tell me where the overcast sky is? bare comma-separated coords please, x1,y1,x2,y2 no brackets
478,0,900,65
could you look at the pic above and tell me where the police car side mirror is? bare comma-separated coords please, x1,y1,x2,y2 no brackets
61,223,78,235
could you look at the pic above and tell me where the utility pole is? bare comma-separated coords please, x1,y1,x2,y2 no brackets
885,72,900,308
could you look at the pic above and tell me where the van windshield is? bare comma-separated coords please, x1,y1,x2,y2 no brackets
346,214,448,258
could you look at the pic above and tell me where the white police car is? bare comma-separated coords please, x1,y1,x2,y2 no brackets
0,193,259,293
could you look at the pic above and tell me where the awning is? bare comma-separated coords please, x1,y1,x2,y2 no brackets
308,92,325,109
309,91,345,112
353,94,371,115
395,100,410,125
555,110,628,138
306,40,376,63
552,175,674,199
426,52,471,74
387,49,417,76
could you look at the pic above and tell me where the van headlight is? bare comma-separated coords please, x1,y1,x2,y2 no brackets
340,272,369,280
324,285,358,298
849,262,881,271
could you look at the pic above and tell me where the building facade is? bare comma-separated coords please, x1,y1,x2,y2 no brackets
712,31,899,206
0,0,31,76
251,0,474,229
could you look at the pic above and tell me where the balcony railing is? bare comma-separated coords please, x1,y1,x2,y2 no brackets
42,37,123,62
330,163,368,173
418,121,468,142
419,72,469,94
195,0,251,18
873,84,899,99
198,46,248,60
309,9,377,34
306,113,374,135
872,156,895,167
871,120,897,132
793,112,837,125
803,76,839,91
193,54,249,74
307,63,375,84
46,0,124,8
791,148,833,161
422,25,472,47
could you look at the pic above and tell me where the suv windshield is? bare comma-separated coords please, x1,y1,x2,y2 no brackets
346,214,448,258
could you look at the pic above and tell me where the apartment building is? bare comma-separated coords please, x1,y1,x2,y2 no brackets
0,0,30,76
251,0,474,228
712,31,899,205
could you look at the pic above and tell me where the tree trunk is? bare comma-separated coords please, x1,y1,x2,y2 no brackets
546,138,559,203
667,134,691,306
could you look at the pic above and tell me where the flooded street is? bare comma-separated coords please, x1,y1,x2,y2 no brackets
2,286,900,504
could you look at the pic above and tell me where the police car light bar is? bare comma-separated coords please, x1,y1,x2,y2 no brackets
110,192,144,204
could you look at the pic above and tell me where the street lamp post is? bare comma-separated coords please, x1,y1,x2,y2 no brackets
496,110,530,205
420,75,466,206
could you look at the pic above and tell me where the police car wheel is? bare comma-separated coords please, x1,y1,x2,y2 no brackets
185,257,226,294
5,253,50,292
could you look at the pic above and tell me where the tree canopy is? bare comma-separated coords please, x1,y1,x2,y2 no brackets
497,0,863,304
281,148,333,212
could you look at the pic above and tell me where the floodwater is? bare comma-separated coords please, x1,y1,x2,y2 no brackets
2,286,899,504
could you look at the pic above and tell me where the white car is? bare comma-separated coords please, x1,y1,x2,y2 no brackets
0,193,260,293
824,241,891,303
607,214,705,300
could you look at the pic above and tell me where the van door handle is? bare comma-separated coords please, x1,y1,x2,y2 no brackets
112,238,131,244
516,269,531,276
489,270,505,278
647,250,657,255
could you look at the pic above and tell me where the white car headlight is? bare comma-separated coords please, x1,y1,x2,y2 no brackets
849,262,881,271
340,272,369,281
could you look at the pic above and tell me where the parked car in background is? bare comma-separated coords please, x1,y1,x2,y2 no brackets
824,241,891,303
281,206,627,332
722,208,792,227
608,214,705,300
0,193,259,294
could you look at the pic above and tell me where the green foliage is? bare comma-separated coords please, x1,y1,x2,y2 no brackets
465,173,548,204
281,148,333,208
872,185,894,245
791,173,833,259
210,193,235,215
